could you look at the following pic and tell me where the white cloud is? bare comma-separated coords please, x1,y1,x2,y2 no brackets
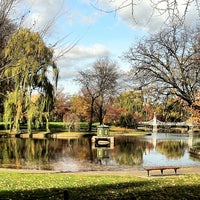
59,69,78,79
57,44,110,61
81,12,101,25
117,0,165,32
22,0,67,32
55,43,110,84
94,0,200,32
55,43,110,74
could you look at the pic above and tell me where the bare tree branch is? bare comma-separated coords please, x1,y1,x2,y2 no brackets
124,23,200,107
89,0,200,26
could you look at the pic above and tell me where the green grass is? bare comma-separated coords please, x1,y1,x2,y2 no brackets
0,172,200,199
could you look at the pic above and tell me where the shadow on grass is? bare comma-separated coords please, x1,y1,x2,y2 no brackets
0,180,200,200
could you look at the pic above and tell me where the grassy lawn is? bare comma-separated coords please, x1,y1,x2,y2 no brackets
0,172,200,200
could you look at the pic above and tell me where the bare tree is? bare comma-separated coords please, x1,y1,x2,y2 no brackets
124,23,200,109
0,0,19,70
76,56,119,131
0,0,20,114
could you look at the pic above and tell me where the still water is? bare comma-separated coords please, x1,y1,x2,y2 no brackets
0,133,200,172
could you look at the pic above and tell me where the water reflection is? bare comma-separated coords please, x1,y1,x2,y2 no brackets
0,133,200,171
0,138,94,171
112,136,147,165
142,133,200,167
156,141,186,159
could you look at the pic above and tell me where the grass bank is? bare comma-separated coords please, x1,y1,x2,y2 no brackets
0,172,200,199
0,123,146,139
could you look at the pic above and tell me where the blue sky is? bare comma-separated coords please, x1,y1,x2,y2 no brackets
17,0,199,95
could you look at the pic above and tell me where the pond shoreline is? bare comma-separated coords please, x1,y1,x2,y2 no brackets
1,166,200,177
0,131,146,139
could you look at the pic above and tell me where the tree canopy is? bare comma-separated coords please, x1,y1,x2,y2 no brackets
3,28,58,133
124,24,200,110
76,56,119,131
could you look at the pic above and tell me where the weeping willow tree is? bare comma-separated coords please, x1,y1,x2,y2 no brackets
3,28,59,133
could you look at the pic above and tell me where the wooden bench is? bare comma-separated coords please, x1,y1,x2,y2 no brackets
144,166,181,176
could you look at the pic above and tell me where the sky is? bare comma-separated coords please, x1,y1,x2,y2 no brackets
15,0,200,95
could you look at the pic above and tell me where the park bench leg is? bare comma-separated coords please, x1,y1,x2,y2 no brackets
160,169,164,175
147,170,150,176
174,168,178,174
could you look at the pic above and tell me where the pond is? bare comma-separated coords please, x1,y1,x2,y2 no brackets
0,133,200,172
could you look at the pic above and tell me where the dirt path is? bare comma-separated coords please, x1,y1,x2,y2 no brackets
1,166,200,177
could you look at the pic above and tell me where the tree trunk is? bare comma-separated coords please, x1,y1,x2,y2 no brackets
88,99,94,132
99,104,103,125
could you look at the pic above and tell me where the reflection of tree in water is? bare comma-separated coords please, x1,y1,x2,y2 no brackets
66,137,94,161
156,141,187,159
0,138,55,169
190,142,200,161
112,137,147,165
193,142,200,150
0,138,24,168
0,137,94,170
